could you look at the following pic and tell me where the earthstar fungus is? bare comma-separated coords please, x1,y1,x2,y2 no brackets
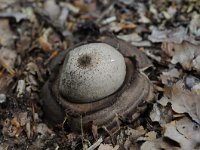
41,37,154,131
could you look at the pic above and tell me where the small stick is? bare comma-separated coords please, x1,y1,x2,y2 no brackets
87,137,103,150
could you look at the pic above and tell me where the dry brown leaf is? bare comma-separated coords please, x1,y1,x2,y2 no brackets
160,68,181,85
150,103,173,125
125,126,146,140
109,22,137,32
140,141,159,150
137,131,157,142
38,30,52,52
18,112,28,126
0,47,17,75
117,33,142,42
43,0,60,20
0,19,16,47
0,73,13,92
34,123,52,137
164,117,200,150
162,81,200,124
98,144,119,150
11,117,20,128
171,41,200,71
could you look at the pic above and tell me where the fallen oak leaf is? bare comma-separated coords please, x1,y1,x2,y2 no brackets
171,41,200,71
161,81,200,124
164,117,200,150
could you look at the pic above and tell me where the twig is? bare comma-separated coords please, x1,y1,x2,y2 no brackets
87,137,103,150
81,115,84,148
95,2,115,24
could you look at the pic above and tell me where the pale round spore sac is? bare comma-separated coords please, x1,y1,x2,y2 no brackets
59,43,126,103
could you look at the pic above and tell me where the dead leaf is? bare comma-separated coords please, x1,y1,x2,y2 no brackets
98,144,119,150
164,117,200,150
0,73,13,92
43,0,60,20
11,117,20,128
0,19,16,48
18,112,28,126
148,26,188,44
140,141,159,150
109,22,137,32
38,28,52,52
0,12,27,22
0,47,17,75
150,103,173,125
160,68,181,85
171,41,200,71
137,131,157,141
165,81,200,124
189,12,200,36
117,33,142,42
159,81,200,124
125,126,146,140
142,138,181,150
34,123,52,137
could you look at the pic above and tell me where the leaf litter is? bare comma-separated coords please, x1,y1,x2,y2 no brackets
0,0,200,149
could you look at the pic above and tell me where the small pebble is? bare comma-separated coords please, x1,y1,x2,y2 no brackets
185,75,200,89
0,93,6,103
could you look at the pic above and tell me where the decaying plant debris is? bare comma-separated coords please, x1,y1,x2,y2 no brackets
0,0,200,149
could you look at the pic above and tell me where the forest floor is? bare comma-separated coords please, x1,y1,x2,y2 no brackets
0,0,200,150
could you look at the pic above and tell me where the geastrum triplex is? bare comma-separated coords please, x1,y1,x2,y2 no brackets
41,37,154,131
